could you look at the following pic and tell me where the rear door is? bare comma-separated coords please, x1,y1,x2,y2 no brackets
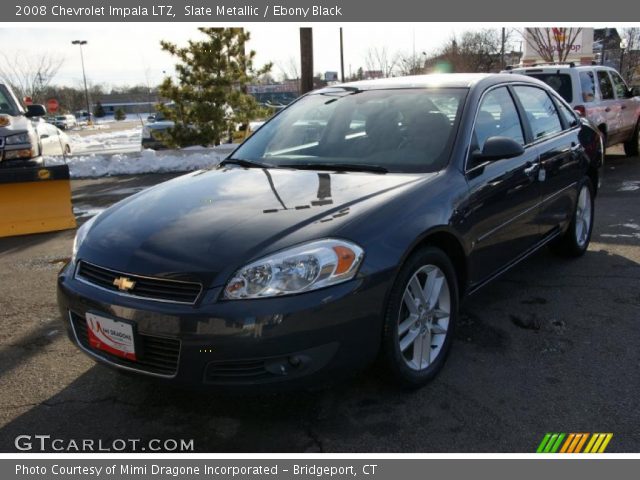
609,70,637,141
596,69,621,144
464,85,542,285
512,85,582,236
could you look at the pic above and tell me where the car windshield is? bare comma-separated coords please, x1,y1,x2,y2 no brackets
0,85,20,116
526,73,573,103
230,87,467,173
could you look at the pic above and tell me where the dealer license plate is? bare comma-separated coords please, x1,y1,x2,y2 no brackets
86,312,136,361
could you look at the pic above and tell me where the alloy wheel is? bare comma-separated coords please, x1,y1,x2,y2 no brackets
575,185,592,248
397,264,451,371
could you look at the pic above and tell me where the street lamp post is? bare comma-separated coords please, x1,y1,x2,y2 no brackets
71,40,91,125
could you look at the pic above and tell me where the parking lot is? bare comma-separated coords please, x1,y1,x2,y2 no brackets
0,150,639,453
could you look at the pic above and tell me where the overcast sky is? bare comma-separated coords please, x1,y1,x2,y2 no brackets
0,24,483,88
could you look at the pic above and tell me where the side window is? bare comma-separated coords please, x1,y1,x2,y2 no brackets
610,71,629,98
579,71,597,102
513,86,563,141
473,87,524,152
556,98,579,128
597,71,615,100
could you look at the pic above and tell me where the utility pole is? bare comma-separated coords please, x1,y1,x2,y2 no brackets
501,28,506,69
339,28,345,82
300,28,314,94
72,40,92,125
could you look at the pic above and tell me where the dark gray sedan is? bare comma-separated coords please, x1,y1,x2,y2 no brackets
58,74,603,389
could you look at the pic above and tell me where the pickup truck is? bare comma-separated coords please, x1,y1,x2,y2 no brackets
0,83,47,167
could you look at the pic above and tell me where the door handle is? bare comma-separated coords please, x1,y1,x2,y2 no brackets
621,105,627,110
523,164,538,176
605,107,611,112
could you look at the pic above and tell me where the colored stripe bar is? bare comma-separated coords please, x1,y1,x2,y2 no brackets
560,433,576,453
584,433,599,453
598,434,613,453
537,433,553,453
544,434,560,453
574,433,590,453
550,433,566,453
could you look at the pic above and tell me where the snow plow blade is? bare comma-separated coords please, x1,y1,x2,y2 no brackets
0,165,76,238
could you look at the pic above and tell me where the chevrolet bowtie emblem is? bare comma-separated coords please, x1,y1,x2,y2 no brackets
113,276,136,291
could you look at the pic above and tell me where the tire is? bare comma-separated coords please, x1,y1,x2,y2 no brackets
555,178,595,257
381,246,459,388
623,120,640,157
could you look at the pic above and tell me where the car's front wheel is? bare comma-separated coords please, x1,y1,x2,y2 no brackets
623,120,640,157
381,247,458,388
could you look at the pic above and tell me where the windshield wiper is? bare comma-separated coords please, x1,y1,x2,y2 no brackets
220,158,276,169
279,163,388,173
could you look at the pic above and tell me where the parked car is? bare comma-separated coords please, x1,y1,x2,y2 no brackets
36,120,71,156
54,114,77,130
141,111,174,150
0,83,47,167
506,64,640,156
74,111,92,125
58,73,603,389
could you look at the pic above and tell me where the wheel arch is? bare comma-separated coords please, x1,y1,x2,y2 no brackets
399,227,469,299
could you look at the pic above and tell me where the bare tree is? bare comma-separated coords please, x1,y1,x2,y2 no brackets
0,51,65,102
364,47,398,78
422,29,508,74
276,56,300,81
621,28,640,84
523,28,583,63
396,51,427,76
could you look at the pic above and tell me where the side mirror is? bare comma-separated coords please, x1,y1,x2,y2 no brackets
474,136,525,162
25,104,46,118
630,87,640,97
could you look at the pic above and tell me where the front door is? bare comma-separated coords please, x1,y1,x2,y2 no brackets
463,86,542,285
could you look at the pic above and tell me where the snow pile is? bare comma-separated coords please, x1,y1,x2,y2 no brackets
46,147,230,178
69,127,142,154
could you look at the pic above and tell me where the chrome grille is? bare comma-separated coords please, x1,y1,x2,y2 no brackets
76,261,202,304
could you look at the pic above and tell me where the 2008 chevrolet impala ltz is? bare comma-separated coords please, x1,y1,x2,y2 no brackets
57,74,603,389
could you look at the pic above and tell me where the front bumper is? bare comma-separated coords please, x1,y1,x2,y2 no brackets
57,262,391,389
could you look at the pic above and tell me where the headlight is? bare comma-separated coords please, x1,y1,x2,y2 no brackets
72,215,98,264
224,239,364,299
5,132,31,145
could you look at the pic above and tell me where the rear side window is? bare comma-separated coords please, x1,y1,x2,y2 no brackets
513,86,563,141
556,99,579,128
527,73,573,103
610,71,629,98
579,71,597,102
597,71,614,100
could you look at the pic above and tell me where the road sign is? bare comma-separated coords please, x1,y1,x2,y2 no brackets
46,98,59,113
23,96,33,106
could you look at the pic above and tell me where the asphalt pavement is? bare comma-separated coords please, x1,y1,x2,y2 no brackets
0,150,639,452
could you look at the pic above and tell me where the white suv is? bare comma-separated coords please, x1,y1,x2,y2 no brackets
506,64,640,156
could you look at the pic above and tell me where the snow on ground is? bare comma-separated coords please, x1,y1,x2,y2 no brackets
46,146,235,178
69,127,142,155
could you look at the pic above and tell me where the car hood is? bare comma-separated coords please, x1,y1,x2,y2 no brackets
0,115,32,136
80,166,427,287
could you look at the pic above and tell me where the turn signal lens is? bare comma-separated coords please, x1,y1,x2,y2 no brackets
333,245,357,275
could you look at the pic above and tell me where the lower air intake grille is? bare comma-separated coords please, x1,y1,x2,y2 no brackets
70,311,180,376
